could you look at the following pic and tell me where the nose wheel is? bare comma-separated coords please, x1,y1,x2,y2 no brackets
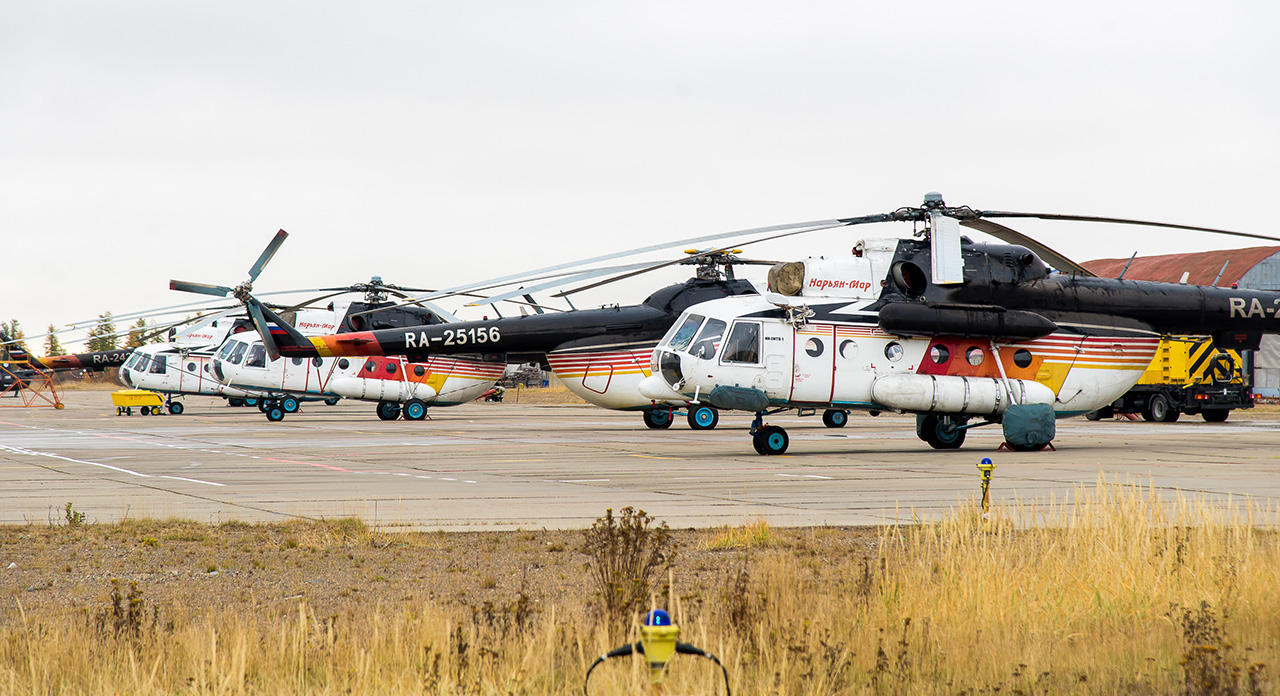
642,409,673,429
687,405,719,430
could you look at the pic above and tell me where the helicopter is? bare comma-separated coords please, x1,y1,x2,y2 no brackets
167,232,511,421
635,193,1280,454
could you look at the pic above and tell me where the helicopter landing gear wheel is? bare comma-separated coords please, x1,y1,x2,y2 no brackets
266,405,285,422
918,414,966,450
404,399,427,421
377,401,401,421
687,405,719,430
244,397,259,408
167,401,184,415
752,425,789,455
324,397,340,406
822,409,848,428
642,409,673,429
257,399,270,413
281,396,300,414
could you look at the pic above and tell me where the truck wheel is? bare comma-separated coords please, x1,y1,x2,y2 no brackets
1146,394,1175,423
1202,410,1229,423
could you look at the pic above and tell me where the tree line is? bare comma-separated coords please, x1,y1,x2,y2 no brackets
1,313,168,359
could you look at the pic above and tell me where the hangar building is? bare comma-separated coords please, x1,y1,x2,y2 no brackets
1084,246,1280,397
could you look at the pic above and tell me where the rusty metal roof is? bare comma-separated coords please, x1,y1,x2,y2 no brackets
1082,246,1280,286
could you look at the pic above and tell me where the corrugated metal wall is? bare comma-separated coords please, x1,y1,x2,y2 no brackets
1238,252,1280,396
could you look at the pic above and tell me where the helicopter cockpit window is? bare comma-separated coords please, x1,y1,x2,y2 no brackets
721,322,761,364
659,351,684,388
244,344,267,368
227,341,249,365
127,354,146,370
148,355,167,374
216,342,236,361
688,318,727,359
666,314,704,351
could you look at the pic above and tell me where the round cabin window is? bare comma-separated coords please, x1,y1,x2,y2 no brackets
839,339,858,360
1013,349,1033,369
966,347,985,366
338,358,350,370
414,365,426,377
885,342,904,362
929,345,950,364
804,338,824,358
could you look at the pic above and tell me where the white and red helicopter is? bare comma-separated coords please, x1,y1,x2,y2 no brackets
167,233,507,421
636,194,1280,454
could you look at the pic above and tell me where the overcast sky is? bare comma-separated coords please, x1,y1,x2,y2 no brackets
4,1,1278,352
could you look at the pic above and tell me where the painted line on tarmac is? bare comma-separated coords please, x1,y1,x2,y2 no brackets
262,457,353,472
776,473,834,480
0,444,224,486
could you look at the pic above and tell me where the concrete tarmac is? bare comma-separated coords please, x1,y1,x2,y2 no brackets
2,391,1279,529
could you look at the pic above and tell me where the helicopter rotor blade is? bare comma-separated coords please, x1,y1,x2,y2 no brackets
244,300,281,361
247,229,289,282
277,290,355,313
976,211,1280,244
959,219,1097,277
375,217,861,312
553,221,851,298
169,280,235,297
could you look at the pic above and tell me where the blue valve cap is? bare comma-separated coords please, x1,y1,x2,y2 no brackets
643,609,672,626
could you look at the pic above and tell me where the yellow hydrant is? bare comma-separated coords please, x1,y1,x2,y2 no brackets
977,457,997,515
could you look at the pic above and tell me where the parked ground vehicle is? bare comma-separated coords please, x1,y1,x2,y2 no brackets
1086,336,1252,422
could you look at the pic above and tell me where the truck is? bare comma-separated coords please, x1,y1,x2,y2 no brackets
1086,336,1252,423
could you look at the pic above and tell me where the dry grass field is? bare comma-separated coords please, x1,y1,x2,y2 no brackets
2,481,1277,695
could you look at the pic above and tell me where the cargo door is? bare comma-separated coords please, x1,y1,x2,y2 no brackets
282,356,306,392
832,326,875,405
760,321,791,399
790,324,836,403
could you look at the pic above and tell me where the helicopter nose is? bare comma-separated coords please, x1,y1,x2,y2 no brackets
121,368,133,387
212,359,225,382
